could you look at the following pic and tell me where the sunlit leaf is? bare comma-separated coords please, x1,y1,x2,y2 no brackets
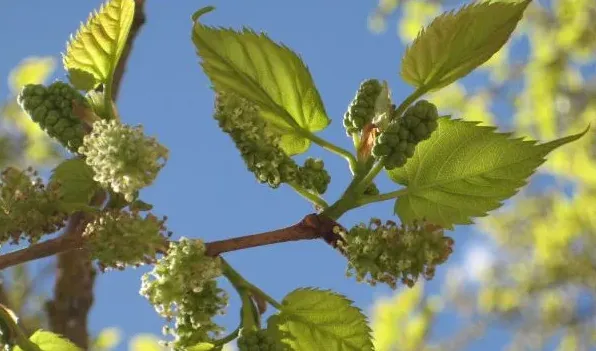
387,117,588,229
63,0,135,90
8,57,56,94
401,0,530,91
192,7,329,155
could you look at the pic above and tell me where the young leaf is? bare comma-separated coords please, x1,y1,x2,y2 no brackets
400,0,530,91
63,0,135,91
192,7,329,155
14,330,81,351
387,118,589,229
267,288,374,351
49,158,100,205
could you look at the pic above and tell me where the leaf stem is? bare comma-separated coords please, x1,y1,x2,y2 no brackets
301,130,358,174
221,258,283,310
103,79,116,121
288,182,328,209
393,87,428,119
354,160,385,194
355,188,409,207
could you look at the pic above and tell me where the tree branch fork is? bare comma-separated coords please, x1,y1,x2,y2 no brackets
0,213,346,271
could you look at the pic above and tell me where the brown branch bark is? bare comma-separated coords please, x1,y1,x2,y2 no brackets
0,213,345,271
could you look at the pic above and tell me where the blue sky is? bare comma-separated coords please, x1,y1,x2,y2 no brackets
0,1,580,350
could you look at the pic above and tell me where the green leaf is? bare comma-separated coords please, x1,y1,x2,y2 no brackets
186,342,217,351
192,7,329,155
267,288,373,351
400,0,530,91
63,0,135,90
91,327,121,350
14,330,81,351
49,158,100,205
387,118,589,229
8,57,56,94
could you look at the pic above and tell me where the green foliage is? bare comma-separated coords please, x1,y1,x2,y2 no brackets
13,330,81,351
338,218,453,289
267,288,373,351
192,8,329,155
2,0,593,350
79,119,169,202
83,210,169,270
63,0,135,91
372,100,439,170
401,0,530,91
388,118,588,229
17,81,89,153
139,238,228,349
49,158,100,204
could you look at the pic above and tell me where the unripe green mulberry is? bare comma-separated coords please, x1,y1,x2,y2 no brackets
83,210,169,270
0,167,67,245
140,238,228,349
372,100,439,170
78,119,169,202
17,81,88,153
343,79,383,135
214,91,299,189
337,218,454,289
296,158,331,194
237,329,287,351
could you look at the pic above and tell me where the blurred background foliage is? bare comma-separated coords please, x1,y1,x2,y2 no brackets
368,0,596,350
1,0,595,350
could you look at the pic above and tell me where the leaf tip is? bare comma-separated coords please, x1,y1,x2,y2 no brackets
192,6,216,22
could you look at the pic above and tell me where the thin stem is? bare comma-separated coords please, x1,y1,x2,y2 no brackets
0,304,42,351
221,259,283,310
212,327,240,347
103,80,116,121
299,130,358,173
354,160,385,194
288,182,328,209
393,87,428,119
355,188,409,207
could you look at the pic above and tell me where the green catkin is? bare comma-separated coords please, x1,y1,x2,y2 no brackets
337,218,454,289
214,91,300,189
78,119,169,202
83,210,169,270
17,81,88,153
372,100,439,170
0,167,67,245
343,79,383,135
296,158,331,195
237,329,288,351
139,238,228,349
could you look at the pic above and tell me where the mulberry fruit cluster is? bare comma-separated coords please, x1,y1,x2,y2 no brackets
296,158,331,194
17,81,88,153
372,100,439,170
78,119,169,202
337,218,454,289
343,79,383,135
214,91,299,189
237,329,287,351
140,238,228,349
0,167,67,245
83,210,170,270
